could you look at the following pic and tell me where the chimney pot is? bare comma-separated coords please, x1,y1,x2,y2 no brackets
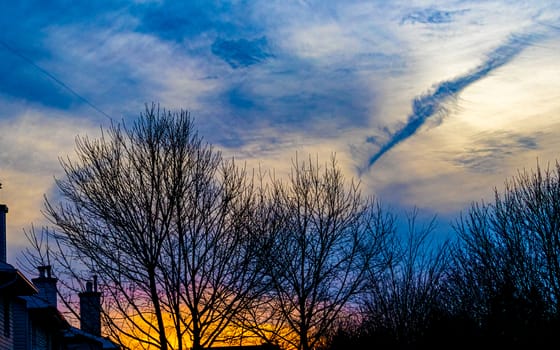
38,265,47,278
32,265,58,307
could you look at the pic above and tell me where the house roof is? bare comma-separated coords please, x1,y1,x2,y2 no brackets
64,326,121,349
26,304,70,330
0,262,38,296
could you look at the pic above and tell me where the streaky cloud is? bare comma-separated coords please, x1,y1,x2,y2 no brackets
366,33,539,169
401,8,469,25
451,131,541,174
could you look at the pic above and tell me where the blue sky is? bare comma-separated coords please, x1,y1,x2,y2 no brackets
1,0,559,260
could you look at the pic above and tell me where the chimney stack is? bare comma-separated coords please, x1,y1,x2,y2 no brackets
79,276,102,336
32,265,58,307
0,204,8,263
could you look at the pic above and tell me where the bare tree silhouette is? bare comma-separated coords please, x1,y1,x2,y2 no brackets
360,210,449,348
29,104,264,350
238,155,393,350
448,161,560,346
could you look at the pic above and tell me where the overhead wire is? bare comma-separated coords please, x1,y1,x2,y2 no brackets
0,38,113,121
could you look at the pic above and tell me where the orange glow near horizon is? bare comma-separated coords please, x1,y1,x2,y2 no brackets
99,308,299,350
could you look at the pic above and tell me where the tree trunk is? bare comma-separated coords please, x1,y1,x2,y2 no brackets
149,268,168,350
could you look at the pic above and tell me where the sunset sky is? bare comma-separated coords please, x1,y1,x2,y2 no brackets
1,0,559,261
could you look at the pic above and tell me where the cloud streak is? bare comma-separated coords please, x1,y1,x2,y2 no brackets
451,131,541,173
401,8,469,25
367,33,538,169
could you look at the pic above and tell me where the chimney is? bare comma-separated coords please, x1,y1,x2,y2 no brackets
32,265,58,307
79,276,101,336
0,204,8,263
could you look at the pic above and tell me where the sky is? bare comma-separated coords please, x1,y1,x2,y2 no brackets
1,0,559,262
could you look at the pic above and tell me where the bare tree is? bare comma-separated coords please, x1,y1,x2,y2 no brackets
448,161,560,344
32,104,263,350
241,155,393,350
360,209,449,347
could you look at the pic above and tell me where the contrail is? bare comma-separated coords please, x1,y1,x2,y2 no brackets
367,34,537,168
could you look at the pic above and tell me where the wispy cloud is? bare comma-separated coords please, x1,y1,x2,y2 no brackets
366,33,539,169
0,106,100,258
401,8,469,25
451,131,541,173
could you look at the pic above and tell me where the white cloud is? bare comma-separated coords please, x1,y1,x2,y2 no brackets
360,34,560,213
0,104,100,260
42,19,221,116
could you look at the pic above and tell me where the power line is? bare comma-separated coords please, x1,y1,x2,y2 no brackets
0,38,113,121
